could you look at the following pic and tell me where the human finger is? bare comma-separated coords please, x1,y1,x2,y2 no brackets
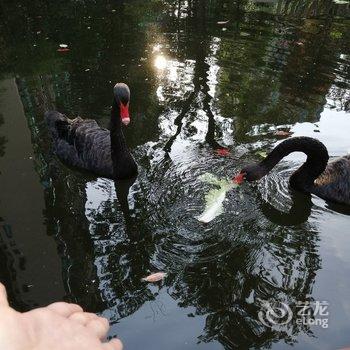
86,316,110,340
47,302,83,317
0,283,9,308
102,338,123,350
68,312,98,326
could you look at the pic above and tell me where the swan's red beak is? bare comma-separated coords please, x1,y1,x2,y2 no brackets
120,102,130,126
122,117,130,126
233,172,245,185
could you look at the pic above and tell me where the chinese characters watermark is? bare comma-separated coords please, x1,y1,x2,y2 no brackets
258,300,329,329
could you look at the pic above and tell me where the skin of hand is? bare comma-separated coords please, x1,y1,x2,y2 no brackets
0,283,122,350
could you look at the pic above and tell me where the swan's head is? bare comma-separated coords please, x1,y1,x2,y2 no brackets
114,83,131,126
233,163,267,184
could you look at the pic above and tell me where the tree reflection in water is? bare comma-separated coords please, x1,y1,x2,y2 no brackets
0,0,349,348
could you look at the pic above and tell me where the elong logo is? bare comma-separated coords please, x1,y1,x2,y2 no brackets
258,299,329,329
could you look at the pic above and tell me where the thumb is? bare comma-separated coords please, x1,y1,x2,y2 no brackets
0,283,9,308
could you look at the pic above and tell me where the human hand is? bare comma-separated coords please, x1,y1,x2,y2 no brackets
0,283,122,350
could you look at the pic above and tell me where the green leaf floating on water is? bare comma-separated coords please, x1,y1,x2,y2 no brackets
255,150,267,158
198,173,227,186
330,31,343,39
196,173,238,223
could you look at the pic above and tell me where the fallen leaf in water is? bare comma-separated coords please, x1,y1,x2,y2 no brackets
141,272,167,283
198,173,224,186
330,31,343,39
255,150,267,158
215,148,230,156
57,48,70,52
274,130,292,137
217,20,229,25
196,173,238,223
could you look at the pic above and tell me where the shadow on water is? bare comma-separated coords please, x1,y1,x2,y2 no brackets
325,201,350,216
0,114,6,158
0,0,350,349
115,176,137,223
260,190,313,226
0,81,25,308
0,223,29,310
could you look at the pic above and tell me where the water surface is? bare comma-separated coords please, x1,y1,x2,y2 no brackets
0,1,350,349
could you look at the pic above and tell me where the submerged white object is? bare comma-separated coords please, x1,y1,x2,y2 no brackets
197,189,227,223
196,173,237,223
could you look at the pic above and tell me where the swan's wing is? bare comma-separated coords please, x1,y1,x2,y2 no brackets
69,118,113,177
314,155,350,205
46,111,113,178
46,111,84,168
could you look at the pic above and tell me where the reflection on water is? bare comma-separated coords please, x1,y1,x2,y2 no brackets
154,55,168,70
0,0,350,349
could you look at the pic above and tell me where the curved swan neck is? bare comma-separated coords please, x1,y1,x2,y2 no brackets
261,137,329,191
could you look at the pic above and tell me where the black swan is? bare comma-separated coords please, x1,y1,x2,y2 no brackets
233,137,350,206
45,83,137,180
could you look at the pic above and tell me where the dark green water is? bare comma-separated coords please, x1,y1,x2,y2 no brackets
1,1,350,349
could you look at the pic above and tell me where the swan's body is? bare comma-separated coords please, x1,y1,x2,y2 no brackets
235,137,350,206
312,155,350,204
45,83,137,180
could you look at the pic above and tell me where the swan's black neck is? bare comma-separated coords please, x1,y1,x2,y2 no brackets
110,99,127,149
110,100,136,179
261,137,329,192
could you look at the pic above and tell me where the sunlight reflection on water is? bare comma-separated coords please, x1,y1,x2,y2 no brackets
1,1,350,349
154,55,168,70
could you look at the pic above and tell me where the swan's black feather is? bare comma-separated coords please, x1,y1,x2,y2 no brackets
314,155,350,205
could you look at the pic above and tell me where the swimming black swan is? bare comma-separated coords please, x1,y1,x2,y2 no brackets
45,83,137,180
233,136,350,206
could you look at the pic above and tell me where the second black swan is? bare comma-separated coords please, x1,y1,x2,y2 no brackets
46,83,137,180
233,136,350,206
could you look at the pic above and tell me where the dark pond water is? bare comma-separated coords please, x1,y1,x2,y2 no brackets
1,1,350,349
